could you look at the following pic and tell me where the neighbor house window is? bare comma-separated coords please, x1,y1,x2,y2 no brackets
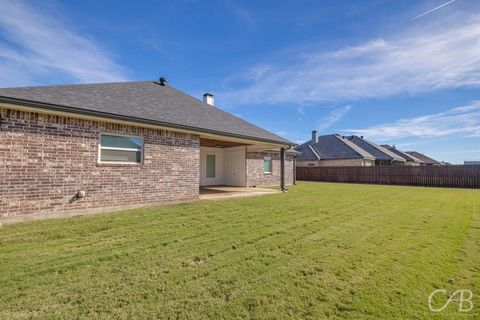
206,154,216,178
99,133,143,163
263,156,272,174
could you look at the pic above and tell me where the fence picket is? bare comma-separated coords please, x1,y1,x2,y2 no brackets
296,165,480,189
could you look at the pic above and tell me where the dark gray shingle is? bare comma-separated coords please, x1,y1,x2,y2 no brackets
405,151,440,165
346,136,404,161
0,81,291,145
381,145,423,163
295,134,371,161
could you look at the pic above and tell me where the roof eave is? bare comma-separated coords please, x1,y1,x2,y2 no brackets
0,96,292,147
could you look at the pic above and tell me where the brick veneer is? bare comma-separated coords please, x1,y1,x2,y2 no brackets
246,152,294,187
0,108,200,217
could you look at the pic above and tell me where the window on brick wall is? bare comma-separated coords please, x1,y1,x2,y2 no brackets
99,133,143,163
263,156,272,174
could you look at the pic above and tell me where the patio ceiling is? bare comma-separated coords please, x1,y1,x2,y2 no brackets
200,138,250,148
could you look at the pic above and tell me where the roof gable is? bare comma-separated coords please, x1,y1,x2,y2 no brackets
405,151,440,165
0,81,290,145
381,145,423,163
295,134,374,161
346,136,404,162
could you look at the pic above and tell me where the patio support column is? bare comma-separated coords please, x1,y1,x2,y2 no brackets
293,156,297,185
280,147,286,192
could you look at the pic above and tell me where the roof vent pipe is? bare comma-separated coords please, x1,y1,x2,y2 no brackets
159,77,168,86
311,130,318,144
203,93,214,106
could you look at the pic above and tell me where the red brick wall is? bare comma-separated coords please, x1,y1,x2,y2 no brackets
246,152,294,187
0,108,200,217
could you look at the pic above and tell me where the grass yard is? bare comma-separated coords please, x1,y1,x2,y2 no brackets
1,182,480,319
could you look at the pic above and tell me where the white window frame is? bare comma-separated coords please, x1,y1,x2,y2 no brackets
263,156,272,174
98,133,144,164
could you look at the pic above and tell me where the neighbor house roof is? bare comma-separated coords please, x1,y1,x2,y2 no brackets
295,134,375,161
0,81,291,145
405,151,440,165
381,145,424,163
345,136,405,162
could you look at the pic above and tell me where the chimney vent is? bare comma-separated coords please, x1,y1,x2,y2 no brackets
311,130,318,144
360,135,364,139
203,93,214,106
159,77,168,86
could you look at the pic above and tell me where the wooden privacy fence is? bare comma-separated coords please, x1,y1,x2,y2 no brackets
296,165,480,189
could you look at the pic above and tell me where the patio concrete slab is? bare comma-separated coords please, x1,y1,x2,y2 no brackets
199,186,281,200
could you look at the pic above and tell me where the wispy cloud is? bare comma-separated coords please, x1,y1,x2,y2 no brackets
297,106,305,116
222,0,255,27
0,0,128,87
344,102,480,141
410,0,457,21
316,105,352,132
221,15,480,105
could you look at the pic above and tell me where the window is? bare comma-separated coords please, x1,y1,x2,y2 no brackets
206,154,216,178
99,134,143,163
263,156,272,174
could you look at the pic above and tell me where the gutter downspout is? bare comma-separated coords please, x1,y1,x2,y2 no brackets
293,155,297,185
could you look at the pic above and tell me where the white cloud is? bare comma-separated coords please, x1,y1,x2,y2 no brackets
221,15,480,105
0,0,127,87
344,102,480,141
316,105,351,132
222,0,255,27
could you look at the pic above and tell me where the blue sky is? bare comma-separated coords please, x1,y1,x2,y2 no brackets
0,0,479,163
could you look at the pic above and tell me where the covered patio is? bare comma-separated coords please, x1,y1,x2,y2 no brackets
199,185,280,200
199,136,295,191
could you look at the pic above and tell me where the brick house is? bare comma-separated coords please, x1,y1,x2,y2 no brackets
381,145,424,166
0,80,296,217
405,151,443,166
295,131,405,167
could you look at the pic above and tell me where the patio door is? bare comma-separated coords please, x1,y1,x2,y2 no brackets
200,147,223,186
224,147,246,186
200,146,245,186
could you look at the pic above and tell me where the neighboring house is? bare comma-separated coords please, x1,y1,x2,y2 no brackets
381,145,424,166
295,131,376,167
405,151,442,166
295,131,407,167
343,136,406,166
465,160,480,165
0,79,295,217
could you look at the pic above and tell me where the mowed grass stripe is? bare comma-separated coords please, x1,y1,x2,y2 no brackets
1,182,479,319
1,186,394,279
202,188,454,318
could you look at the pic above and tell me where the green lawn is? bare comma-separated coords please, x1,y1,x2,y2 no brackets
1,182,480,319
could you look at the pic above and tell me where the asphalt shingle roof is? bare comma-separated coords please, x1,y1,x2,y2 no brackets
405,151,440,165
0,81,291,145
346,136,405,162
381,145,423,163
295,143,320,161
295,134,374,161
